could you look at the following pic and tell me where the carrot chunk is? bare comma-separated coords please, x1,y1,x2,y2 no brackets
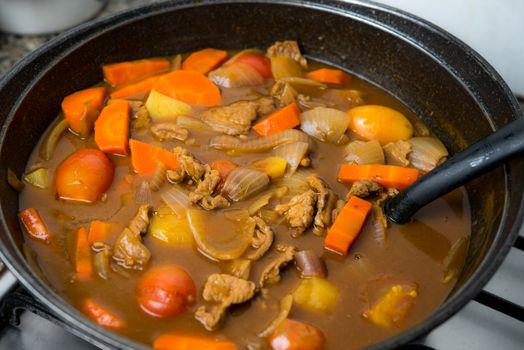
75,227,93,279
182,48,228,75
211,159,238,180
338,164,419,190
154,334,238,350
19,208,49,242
129,139,179,175
153,70,221,106
306,68,351,85
88,220,113,245
94,100,130,155
110,73,167,99
83,298,126,330
252,102,301,136
324,196,372,255
103,58,170,86
61,87,106,138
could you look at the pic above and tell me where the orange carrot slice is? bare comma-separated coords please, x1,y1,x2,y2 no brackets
182,48,228,75
338,164,419,190
75,227,93,279
153,70,221,106
103,58,170,86
306,68,351,85
19,208,49,242
110,73,167,99
252,102,301,136
211,160,238,180
94,100,130,155
61,87,106,138
83,298,126,330
88,220,113,245
129,139,179,175
324,196,372,255
154,334,238,350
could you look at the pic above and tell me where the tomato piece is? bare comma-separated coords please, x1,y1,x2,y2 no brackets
231,53,272,79
270,319,325,350
137,266,196,318
55,149,114,203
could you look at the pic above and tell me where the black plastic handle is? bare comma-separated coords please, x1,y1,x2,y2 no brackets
384,117,524,224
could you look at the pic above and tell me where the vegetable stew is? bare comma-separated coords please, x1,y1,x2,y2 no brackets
17,41,470,349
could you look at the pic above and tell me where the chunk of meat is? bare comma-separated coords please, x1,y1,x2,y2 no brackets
383,140,411,167
275,190,316,237
201,98,274,136
246,216,274,260
331,199,345,223
175,147,206,182
150,122,189,142
258,244,297,289
267,40,308,68
189,165,230,210
347,180,383,199
195,274,256,330
308,175,338,236
270,80,297,106
199,194,230,210
129,101,151,130
225,258,252,280
127,205,151,236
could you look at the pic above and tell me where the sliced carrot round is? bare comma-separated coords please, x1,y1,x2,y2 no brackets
153,70,221,106
182,48,228,75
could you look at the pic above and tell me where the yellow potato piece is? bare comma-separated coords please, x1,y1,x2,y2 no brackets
293,277,339,313
148,212,194,246
145,89,192,123
251,156,288,179
347,105,413,145
362,284,418,327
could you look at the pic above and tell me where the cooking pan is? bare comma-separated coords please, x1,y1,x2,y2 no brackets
0,1,522,349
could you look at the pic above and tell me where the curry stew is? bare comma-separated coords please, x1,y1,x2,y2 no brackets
16,41,470,350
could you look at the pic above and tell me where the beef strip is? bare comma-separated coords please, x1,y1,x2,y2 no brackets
275,190,317,237
195,274,256,330
270,80,298,106
266,40,308,68
383,140,412,167
246,216,274,260
150,122,189,142
347,180,383,199
189,164,230,210
201,98,274,136
258,244,297,289
112,205,151,269
308,175,338,236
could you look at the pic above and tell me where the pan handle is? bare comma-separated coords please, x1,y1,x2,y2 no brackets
384,117,524,224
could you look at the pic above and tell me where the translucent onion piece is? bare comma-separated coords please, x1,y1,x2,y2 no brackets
300,107,349,143
209,62,264,88
7,168,24,192
270,56,302,80
442,236,468,284
258,209,283,225
275,170,313,197
160,185,190,217
223,209,250,222
248,192,274,215
344,140,385,165
93,247,111,280
187,209,255,261
210,129,311,153
273,142,309,175
176,115,212,131
258,294,293,338
222,168,270,202
409,137,449,172
282,76,327,96
23,167,48,189
39,118,69,161
135,180,153,205
172,54,182,70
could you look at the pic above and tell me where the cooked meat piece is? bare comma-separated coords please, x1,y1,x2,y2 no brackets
127,205,151,236
151,122,189,142
258,294,293,338
195,274,256,330
256,97,276,115
383,140,412,167
332,199,345,223
175,147,206,182
308,175,338,236
189,165,230,210
266,40,308,69
148,162,167,192
225,258,252,280
347,180,383,199
112,228,151,270
275,190,317,237
246,216,274,260
166,169,185,184
270,80,297,106
129,101,150,130
258,244,297,289
413,121,431,137
201,100,259,136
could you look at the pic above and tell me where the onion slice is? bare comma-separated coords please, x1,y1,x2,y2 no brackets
258,294,293,338
295,250,327,278
273,142,309,174
39,118,69,161
135,180,153,205
408,137,448,172
160,185,190,217
209,62,264,88
210,129,311,153
344,140,385,165
300,107,349,143
222,168,270,202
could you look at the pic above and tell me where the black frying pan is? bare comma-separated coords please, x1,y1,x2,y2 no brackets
0,1,522,349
